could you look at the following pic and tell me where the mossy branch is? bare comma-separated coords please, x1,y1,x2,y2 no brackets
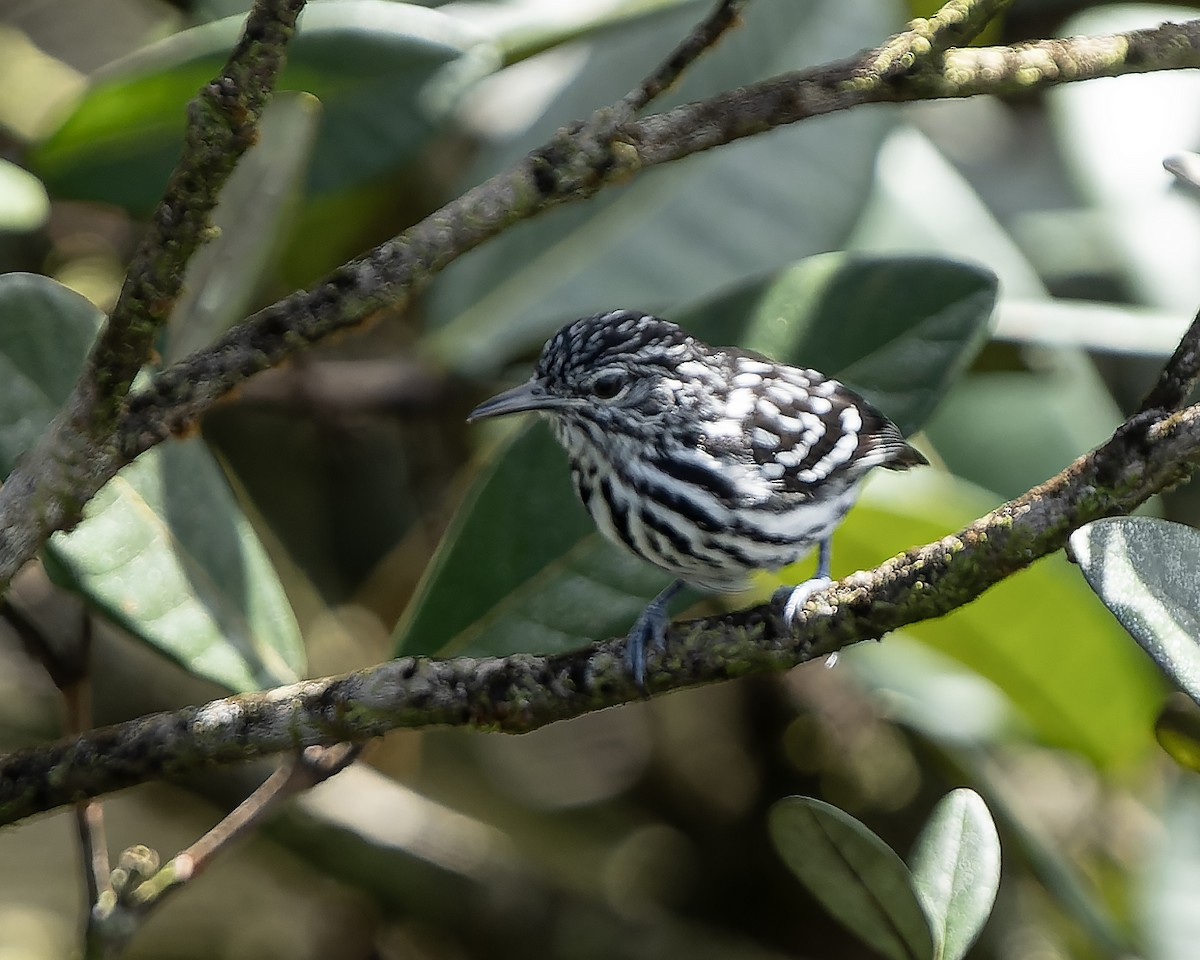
2,392,1198,826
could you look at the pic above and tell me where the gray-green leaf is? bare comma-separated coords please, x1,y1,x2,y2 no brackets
769,796,935,960
1069,517,1200,706
909,788,1001,960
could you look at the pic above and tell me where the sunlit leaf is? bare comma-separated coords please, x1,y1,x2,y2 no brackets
30,2,499,214
769,796,935,960
1069,517,1200,707
394,255,995,657
909,789,1001,960
0,272,304,691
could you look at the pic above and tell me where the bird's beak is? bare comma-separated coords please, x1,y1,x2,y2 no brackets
467,379,563,422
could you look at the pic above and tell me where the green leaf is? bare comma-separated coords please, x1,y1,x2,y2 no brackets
925,348,1124,500
909,789,1001,960
0,273,304,691
833,472,1163,771
1069,517,1200,706
29,2,499,214
394,254,995,658
769,797,935,960
422,0,901,375
165,91,320,362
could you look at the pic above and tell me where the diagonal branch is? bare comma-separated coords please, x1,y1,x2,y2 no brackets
114,18,1200,462
1,399,1197,828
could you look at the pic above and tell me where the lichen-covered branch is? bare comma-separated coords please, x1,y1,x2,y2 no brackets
2,399,1198,827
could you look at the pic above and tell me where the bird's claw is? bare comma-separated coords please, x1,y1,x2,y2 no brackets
625,580,684,688
625,606,669,689
775,576,833,624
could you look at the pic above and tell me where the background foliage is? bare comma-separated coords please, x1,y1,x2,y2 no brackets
2,0,1200,957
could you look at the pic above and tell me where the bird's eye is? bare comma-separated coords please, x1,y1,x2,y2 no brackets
592,372,625,400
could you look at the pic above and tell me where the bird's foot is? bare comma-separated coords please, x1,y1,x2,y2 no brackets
626,580,684,688
774,576,833,625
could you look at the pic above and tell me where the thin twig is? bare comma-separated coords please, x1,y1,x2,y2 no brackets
60,616,114,957
87,744,358,952
617,0,748,119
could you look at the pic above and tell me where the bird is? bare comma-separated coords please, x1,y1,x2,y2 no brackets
467,309,927,686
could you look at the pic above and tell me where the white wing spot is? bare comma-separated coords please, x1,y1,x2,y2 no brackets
725,387,757,419
752,427,780,449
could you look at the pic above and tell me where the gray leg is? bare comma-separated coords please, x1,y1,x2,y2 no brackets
626,580,684,688
773,536,834,623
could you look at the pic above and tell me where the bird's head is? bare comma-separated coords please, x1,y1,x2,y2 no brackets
468,311,707,434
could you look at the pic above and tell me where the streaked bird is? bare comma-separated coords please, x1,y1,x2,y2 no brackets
468,310,927,685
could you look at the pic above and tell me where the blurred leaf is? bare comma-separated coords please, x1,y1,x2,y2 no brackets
1155,693,1200,773
0,272,304,691
30,1,499,214
851,126,1047,301
1049,5,1200,314
423,0,902,375
395,254,994,658
842,638,1021,746
993,298,1190,357
1140,777,1200,960
769,796,935,960
1069,517,1200,706
0,159,49,234
165,91,320,362
825,471,1163,771
909,788,1001,960
924,348,1124,500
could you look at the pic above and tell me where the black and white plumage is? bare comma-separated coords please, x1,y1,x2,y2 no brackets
468,310,927,685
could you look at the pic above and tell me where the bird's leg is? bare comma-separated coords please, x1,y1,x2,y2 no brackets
626,579,685,687
775,536,833,624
